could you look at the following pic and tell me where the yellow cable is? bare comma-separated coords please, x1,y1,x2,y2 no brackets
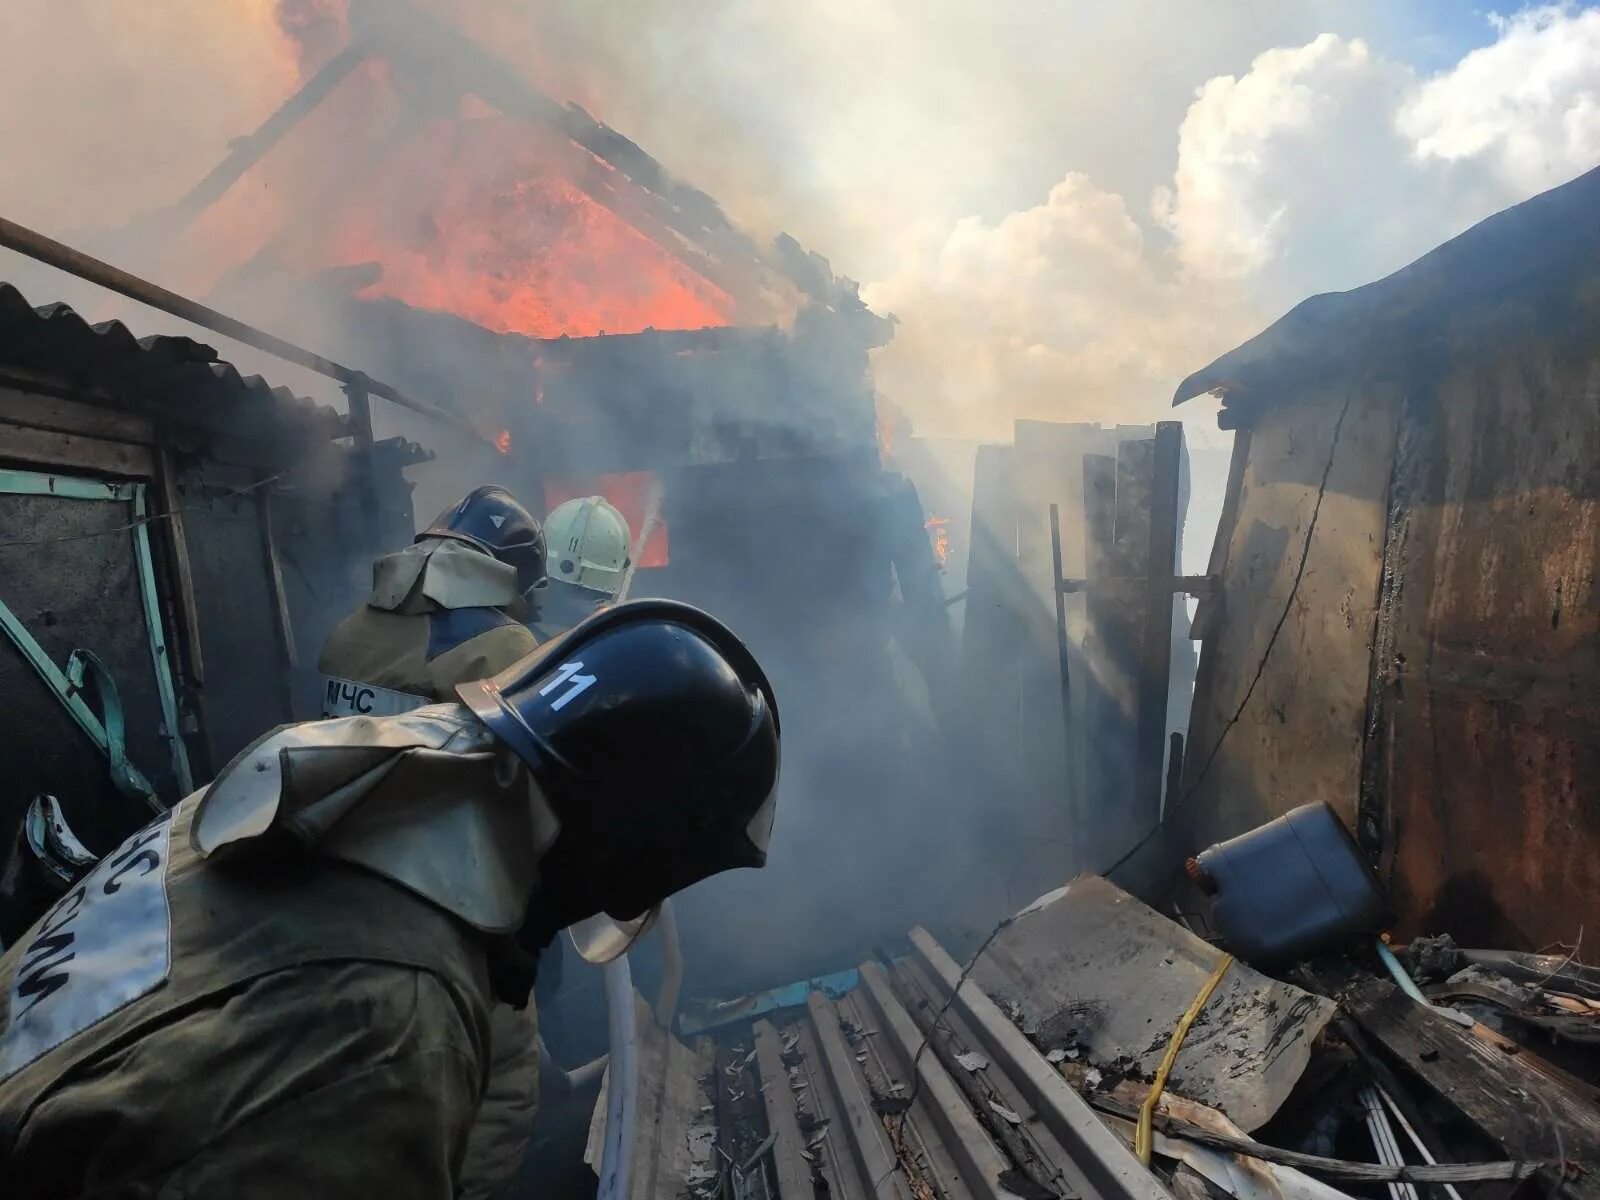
1135,953,1235,1166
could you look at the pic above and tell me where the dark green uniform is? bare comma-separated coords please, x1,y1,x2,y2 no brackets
318,536,543,1200
0,795,491,1198
319,538,539,719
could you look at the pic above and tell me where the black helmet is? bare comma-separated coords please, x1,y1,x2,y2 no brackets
421,485,548,596
457,599,779,923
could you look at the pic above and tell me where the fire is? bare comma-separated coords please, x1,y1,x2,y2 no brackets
494,428,512,455
877,408,897,463
297,113,736,338
177,3,741,341
925,515,951,568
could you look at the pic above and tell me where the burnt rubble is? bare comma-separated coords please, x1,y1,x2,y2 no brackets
590,866,1600,1200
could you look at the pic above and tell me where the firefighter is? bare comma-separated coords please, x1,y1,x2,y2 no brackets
318,485,547,720
0,600,779,1200
531,495,632,641
318,484,549,1199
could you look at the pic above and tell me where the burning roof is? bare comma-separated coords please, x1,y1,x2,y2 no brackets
145,0,872,347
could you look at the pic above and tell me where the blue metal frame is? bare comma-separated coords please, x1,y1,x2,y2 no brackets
131,484,194,793
0,467,194,797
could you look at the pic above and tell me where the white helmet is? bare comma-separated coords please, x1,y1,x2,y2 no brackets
544,495,631,595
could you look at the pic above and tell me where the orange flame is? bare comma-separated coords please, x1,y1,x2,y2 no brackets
925,516,951,568
494,428,512,455
179,8,739,344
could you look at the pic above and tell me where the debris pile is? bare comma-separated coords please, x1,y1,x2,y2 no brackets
598,805,1600,1200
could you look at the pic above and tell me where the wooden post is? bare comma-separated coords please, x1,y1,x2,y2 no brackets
152,444,203,690
342,374,387,550
1135,423,1184,823
1081,454,1118,835
256,479,299,721
963,444,1031,774
1049,502,1072,761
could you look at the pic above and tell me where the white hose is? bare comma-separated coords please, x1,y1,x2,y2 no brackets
597,954,639,1200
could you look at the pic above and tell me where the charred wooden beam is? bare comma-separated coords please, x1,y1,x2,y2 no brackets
162,45,370,230
1134,422,1183,828
1048,502,1072,768
1344,981,1600,1199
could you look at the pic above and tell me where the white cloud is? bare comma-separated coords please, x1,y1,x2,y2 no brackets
866,7,1600,441
1398,4,1600,193
1153,35,1418,285
864,175,1257,439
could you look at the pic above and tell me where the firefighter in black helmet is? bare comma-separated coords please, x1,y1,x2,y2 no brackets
318,485,548,720
0,601,779,1200
317,483,553,1199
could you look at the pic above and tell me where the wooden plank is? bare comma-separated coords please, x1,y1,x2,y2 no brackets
256,482,298,722
165,45,369,226
907,927,1171,1200
154,443,204,688
1048,502,1071,771
0,422,152,477
1188,428,1250,642
857,960,1009,1200
791,1015,868,1200
754,1021,816,1200
805,991,913,1200
1345,981,1600,1161
1135,422,1183,824
0,384,153,444
961,445,1023,758
1081,452,1117,831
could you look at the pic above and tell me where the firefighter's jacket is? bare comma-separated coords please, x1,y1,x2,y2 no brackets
319,544,545,1200
0,707,558,1198
319,536,540,717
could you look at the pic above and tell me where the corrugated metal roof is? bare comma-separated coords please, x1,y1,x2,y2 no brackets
0,281,350,445
1172,163,1600,426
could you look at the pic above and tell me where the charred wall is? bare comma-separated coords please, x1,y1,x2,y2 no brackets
1181,342,1600,951
1174,382,1400,869
1366,348,1600,949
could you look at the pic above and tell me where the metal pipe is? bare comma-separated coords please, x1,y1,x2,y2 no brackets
1375,1084,1466,1200
1360,1085,1421,1200
1375,940,1474,1029
0,215,472,433
1375,941,1430,1005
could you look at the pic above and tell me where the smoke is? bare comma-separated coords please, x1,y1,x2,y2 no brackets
0,3,296,237
2,4,1596,437
0,2,1598,1000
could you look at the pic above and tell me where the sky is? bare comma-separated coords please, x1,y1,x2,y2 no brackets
0,2,1597,451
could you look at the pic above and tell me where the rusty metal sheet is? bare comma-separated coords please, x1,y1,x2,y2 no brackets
1371,351,1600,950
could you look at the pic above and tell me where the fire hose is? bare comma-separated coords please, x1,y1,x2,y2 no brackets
586,488,676,1200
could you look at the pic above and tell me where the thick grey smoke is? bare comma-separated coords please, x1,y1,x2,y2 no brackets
1,1,1598,999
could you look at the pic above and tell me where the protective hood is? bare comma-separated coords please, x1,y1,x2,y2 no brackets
190,705,560,932
368,537,522,614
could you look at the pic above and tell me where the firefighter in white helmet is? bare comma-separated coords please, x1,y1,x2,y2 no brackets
531,496,632,641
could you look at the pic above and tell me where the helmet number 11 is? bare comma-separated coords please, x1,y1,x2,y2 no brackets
539,661,597,711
